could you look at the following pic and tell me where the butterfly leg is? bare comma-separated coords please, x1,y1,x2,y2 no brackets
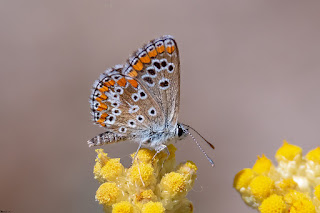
131,141,143,165
87,131,125,147
152,144,170,170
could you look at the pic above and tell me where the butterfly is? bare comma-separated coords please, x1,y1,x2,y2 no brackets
88,35,214,165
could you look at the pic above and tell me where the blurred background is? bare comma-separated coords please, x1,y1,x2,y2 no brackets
1,0,320,212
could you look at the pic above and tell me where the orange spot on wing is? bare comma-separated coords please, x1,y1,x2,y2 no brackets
148,49,157,58
97,117,106,123
97,121,106,127
139,55,151,64
100,113,108,119
99,86,109,93
128,70,138,77
108,80,115,86
156,45,165,53
127,79,138,88
166,46,175,54
132,60,143,71
97,103,108,111
95,96,108,102
117,78,127,87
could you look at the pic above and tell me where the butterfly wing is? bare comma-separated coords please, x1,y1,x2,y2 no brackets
89,35,180,147
89,66,165,146
121,35,180,129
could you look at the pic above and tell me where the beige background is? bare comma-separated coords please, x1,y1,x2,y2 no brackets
1,0,320,212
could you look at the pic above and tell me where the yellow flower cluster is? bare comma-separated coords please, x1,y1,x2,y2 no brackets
93,144,197,213
234,140,320,213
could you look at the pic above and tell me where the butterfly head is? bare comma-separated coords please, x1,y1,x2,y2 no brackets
175,123,188,140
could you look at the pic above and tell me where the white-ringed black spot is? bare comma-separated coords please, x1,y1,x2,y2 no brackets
112,102,119,107
139,90,147,99
160,59,167,67
143,76,153,84
148,107,157,116
102,78,109,83
129,105,139,113
153,61,161,69
132,93,139,102
106,115,116,124
112,108,121,116
128,119,136,128
93,102,99,110
93,90,101,98
119,126,127,133
159,78,170,90
112,75,121,80
147,68,156,76
167,63,175,73
136,115,144,123
114,87,123,94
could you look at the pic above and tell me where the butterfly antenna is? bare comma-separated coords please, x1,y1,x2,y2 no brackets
183,129,215,167
183,124,215,149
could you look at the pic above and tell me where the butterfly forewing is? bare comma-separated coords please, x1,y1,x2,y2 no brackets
122,35,180,129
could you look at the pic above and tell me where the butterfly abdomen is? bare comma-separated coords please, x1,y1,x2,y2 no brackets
87,131,126,147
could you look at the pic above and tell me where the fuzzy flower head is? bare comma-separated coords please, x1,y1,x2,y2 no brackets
93,144,197,213
234,140,320,212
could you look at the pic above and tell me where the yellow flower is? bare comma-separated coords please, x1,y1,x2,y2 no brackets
234,141,320,212
100,158,124,182
130,148,155,164
258,194,286,213
284,190,309,205
315,184,320,201
141,202,165,213
160,172,187,198
249,176,275,201
275,140,302,161
128,162,156,187
233,168,255,190
306,147,320,164
112,201,134,213
135,189,157,204
290,199,316,213
253,154,273,175
92,145,197,212
276,178,297,194
96,182,121,206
